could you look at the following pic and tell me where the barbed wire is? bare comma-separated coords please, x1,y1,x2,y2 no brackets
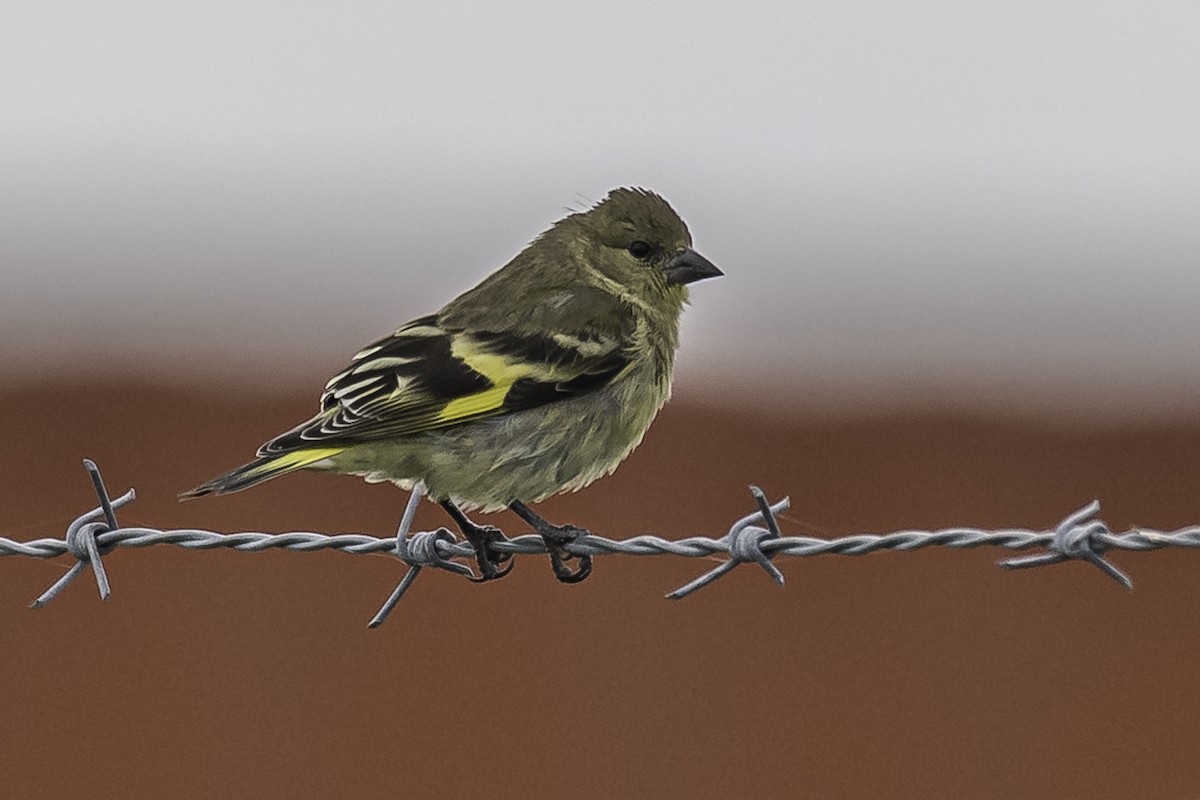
5,461,1200,627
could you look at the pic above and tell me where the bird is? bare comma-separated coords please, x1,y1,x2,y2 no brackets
181,187,722,583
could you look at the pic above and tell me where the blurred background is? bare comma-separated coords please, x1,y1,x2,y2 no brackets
4,1,1199,798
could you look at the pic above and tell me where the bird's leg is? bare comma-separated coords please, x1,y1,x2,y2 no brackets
508,501,593,584
439,499,514,582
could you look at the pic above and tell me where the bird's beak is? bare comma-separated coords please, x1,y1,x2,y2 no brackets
663,248,723,285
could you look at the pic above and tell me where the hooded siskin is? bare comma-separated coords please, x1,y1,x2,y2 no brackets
182,187,722,511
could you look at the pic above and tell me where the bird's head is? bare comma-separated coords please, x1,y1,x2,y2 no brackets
560,188,723,306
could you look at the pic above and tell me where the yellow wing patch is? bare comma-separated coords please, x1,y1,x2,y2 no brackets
434,384,511,424
430,336,549,425
450,334,564,383
429,333,591,426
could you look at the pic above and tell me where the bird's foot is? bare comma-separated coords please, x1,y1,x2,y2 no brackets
539,523,593,584
462,524,515,583
439,499,514,582
508,501,592,583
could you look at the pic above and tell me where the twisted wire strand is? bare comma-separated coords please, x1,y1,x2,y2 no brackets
10,519,1200,561
5,462,1199,625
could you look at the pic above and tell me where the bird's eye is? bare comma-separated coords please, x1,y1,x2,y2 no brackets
627,240,654,260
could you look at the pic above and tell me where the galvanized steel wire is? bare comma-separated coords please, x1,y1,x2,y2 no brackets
5,461,1199,627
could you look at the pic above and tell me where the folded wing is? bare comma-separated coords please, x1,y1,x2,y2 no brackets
258,314,630,455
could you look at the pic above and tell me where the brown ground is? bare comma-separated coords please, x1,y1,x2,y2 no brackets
4,382,1200,799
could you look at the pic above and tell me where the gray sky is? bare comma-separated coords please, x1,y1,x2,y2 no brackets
3,1,1199,417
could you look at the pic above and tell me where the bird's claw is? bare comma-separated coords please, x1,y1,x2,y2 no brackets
541,524,593,584
550,551,592,583
462,525,515,582
467,559,515,583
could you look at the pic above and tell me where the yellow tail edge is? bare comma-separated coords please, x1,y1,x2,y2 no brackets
179,447,346,499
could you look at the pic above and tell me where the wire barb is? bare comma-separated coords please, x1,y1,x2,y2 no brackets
997,500,1133,589
665,487,790,599
30,460,136,608
368,484,474,629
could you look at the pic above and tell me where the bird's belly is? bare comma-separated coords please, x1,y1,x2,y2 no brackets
328,368,669,511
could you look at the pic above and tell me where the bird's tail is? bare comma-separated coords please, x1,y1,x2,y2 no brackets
179,447,346,499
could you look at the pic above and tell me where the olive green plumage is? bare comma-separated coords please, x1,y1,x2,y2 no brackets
182,187,722,513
